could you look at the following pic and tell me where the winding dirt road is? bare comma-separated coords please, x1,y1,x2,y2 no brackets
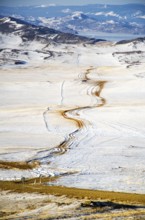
30,67,107,169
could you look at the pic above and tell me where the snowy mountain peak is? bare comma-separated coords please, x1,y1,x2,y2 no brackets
71,11,88,20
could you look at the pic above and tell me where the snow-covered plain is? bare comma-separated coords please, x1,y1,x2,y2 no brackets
0,34,145,193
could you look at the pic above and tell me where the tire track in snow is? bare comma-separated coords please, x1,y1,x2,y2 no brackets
60,81,65,106
43,107,50,132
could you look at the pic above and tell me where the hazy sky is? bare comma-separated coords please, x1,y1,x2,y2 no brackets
0,0,145,7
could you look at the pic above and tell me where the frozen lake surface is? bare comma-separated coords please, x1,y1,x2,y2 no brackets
78,31,145,42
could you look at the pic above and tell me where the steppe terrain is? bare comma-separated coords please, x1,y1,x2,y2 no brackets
0,29,145,218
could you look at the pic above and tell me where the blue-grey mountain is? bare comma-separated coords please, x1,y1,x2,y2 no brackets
0,4,145,36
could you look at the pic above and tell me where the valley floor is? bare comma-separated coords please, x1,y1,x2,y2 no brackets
0,39,145,218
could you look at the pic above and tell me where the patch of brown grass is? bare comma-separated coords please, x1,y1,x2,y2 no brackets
0,211,17,218
0,179,145,205
0,160,40,170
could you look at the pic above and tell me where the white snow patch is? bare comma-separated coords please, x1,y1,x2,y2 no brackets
0,38,145,193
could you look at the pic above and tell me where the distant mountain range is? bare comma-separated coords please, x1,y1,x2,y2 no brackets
0,4,145,36
0,16,104,45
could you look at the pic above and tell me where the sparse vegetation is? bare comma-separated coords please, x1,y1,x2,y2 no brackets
0,183,145,220
0,179,145,205
0,161,40,170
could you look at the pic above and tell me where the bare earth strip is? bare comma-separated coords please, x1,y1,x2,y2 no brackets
0,180,145,219
0,180,145,204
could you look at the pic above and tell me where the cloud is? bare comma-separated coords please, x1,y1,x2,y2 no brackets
62,8,72,13
35,4,56,8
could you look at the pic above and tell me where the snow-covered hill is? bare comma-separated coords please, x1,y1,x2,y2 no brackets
0,16,106,67
0,14,145,194
0,16,101,45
